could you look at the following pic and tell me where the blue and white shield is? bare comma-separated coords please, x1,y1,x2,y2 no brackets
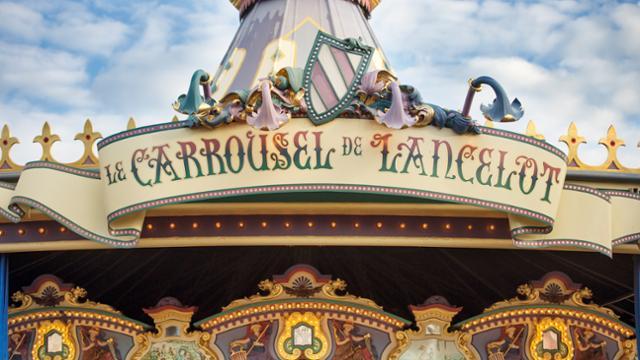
303,31,374,125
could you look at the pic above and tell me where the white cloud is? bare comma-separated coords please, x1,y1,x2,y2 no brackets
0,0,238,163
90,1,238,122
0,2,45,41
45,11,129,56
0,42,92,108
0,1,129,55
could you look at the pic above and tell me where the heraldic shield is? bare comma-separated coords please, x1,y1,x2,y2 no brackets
303,31,374,125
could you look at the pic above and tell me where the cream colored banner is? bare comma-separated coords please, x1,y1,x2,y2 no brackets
510,185,640,256
0,119,637,254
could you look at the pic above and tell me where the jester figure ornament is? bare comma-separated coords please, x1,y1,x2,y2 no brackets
173,31,523,135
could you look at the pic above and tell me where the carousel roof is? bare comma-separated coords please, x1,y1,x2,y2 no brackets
229,0,381,17
211,0,391,99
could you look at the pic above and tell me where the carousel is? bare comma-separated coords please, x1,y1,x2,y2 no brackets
1,0,639,359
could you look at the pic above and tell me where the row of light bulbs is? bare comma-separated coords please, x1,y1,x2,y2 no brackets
145,221,497,232
0,221,498,237
0,226,67,236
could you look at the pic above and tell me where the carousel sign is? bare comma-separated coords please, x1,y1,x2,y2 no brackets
0,116,635,255
97,120,565,213
0,116,638,254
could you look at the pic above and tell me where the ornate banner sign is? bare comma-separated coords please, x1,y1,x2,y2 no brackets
0,118,639,254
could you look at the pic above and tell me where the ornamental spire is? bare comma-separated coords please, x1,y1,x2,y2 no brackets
212,0,391,100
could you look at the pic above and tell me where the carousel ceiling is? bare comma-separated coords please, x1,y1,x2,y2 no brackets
8,247,635,327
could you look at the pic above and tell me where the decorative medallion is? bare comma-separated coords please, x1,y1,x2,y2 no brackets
276,312,328,359
31,286,64,307
303,31,374,125
32,320,75,360
282,275,323,298
530,318,573,360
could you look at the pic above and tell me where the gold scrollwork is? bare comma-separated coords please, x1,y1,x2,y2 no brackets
620,339,637,360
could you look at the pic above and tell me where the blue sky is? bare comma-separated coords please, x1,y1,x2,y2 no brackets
0,0,639,166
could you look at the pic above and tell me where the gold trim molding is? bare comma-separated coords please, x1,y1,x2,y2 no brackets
1,236,640,254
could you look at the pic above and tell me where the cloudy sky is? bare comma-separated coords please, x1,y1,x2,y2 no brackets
0,0,639,166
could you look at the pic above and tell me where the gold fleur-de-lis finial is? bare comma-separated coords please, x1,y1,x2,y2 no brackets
484,119,494,128
598,125,625,170
525,120,545,140
559,122,586,168
33,122,61,162
0,124,21,171
559,123,638,173
69,119,102,167
172,115,180,123
127,117,136,130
